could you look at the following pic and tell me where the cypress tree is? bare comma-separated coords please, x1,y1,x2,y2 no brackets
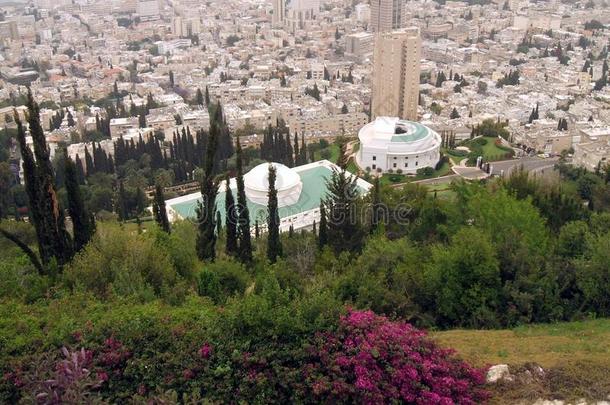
318,202,328,250
299,134,307,164
254,220,260,239
293,133,300,165
196,88,204,105
19,90,73,267
196,119,220,261
216,210,222,236
117,181,129,221
14,111,47,268
235,135,253,263
266,164,282,263
65,155,96,251
369,176,381,234
224,176,238,256
152,184,171,233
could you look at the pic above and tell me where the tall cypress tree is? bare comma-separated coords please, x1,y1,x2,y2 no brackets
18,90,73,268
152,184,171,233
224,176,238,256
117,181,129,221
318,202,328,250
369,176,381,234
235,135,252,263
65,155,95,251
266,164,282,263
196,120,220,261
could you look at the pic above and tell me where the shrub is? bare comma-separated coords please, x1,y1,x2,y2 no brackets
196,259,250,303
303,309,489,403
417,167,435,177
63,223,178,301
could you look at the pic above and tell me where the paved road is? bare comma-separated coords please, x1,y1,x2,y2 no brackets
407,156,560,187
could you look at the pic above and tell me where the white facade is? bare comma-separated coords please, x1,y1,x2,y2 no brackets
357,117,442,174
244,162,303,208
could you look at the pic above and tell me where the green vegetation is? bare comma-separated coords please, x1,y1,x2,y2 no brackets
434,319,610,403
2,94,610,403
463,137,514,165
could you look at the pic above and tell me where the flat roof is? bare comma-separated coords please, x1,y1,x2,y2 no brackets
166,161,370,223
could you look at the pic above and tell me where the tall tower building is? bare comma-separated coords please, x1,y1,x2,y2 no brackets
272,0,285,27
370,0,405,32
371,27,421,121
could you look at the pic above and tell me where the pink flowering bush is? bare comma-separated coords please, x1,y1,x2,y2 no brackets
24,348,105,404
303,309,489,404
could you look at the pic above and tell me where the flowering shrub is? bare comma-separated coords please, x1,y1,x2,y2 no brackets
3,309,488,404
303,309,489,404
26,348,105,404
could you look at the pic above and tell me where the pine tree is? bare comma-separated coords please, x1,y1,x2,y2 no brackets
196,120,220,261
224,176,238,256
325,169,364,254
65,155,95,251
235,135,252,263
266,164,282,263
152,184,171,233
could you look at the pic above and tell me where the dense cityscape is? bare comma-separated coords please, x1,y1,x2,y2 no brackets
0,0,610,403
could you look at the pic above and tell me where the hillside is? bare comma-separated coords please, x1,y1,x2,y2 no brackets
433,319,610,403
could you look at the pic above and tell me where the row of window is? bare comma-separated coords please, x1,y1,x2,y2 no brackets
371,161,418,170
372,155,420,161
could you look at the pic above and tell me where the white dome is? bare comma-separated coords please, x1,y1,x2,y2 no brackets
244,162,303,207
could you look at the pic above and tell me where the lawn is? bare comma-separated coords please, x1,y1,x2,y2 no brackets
432,318,610,403
462,137,514,164
313,144,340,163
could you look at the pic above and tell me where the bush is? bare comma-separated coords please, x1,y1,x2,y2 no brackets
63,223,179,301
416,167,435,177
304,309,489,403
196,259,250,303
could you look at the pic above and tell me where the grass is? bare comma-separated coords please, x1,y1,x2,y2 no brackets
313,144,340,163
462,137,514,164
432,319,610,403
432,319,610,368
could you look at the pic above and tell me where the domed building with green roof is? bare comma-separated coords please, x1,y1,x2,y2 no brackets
357,117,442,173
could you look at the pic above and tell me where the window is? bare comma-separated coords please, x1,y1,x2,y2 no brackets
372,164,376,169
405,163,408,167
415,161,418,166
372,156,376,161
393,156,397,160
393,163,397,168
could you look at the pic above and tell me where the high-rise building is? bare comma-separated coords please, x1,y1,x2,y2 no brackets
371,27,421,121
136,0,160,21
272,0,285,27
370,0,405,32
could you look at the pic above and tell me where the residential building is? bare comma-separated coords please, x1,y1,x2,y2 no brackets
371,27,421,121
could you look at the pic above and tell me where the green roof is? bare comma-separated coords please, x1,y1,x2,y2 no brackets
168,165,367,224
390,121,429,143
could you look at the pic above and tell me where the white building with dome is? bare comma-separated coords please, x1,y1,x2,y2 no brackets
162,160,372,233
244,162,303,208
356,117,442,174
